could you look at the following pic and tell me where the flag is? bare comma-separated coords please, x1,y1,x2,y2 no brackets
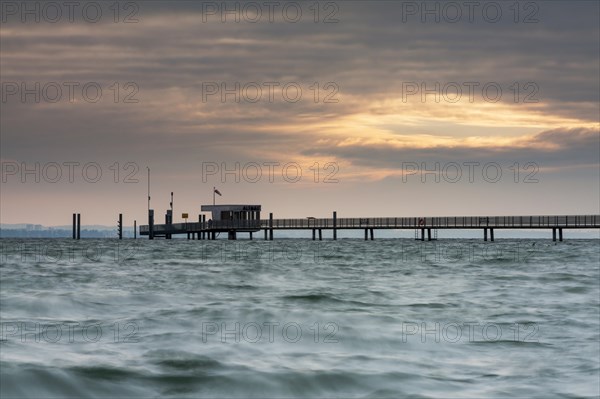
214,189,222,196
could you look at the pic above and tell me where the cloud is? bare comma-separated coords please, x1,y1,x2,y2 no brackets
299,128,600,179
1,1,598,223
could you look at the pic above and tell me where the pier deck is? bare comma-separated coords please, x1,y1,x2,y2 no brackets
139,214,600,241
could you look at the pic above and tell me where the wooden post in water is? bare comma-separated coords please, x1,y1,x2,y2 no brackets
118,213,123,239
312,229,316,240
333,211,337,240
420,228,425,241
559,228,563,242
134,220,137,239
72,213,76,239
76,213,81,239
197,214,201,240
552,228,556,241
319,229,322,240
490,228,494,242
484,228,488,241
148,209,154,240
364,229,368,240
370,228,374,240
269,213,273,240
427,228,431,241
165,210,172,240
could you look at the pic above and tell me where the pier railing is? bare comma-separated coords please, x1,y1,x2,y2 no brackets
257,215,599,229
140,220,261,234
140,215,599,234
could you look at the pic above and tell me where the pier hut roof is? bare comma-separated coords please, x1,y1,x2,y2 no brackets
201,204,261,212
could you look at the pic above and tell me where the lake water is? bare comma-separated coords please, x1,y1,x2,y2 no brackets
1,238,599,398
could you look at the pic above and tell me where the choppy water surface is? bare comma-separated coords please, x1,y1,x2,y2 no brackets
1,238,599,398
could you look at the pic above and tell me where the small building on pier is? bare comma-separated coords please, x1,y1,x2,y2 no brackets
201,204,261,222
200,204,262,239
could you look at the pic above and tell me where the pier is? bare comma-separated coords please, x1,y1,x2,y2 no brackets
139,214,600,241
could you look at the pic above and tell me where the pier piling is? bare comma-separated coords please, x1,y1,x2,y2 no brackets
72,213,76,239
148,209,154,240
165,210,172,239
76,213,81,239
333,211,337,240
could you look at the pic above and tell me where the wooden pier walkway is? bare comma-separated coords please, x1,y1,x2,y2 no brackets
139,214,599,242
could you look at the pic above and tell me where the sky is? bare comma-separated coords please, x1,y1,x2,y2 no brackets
1,0,599,226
